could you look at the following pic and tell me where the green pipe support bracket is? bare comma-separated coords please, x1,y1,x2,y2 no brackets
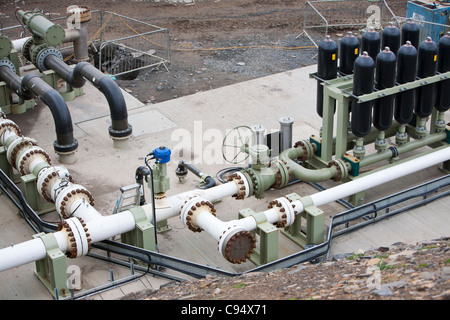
238,208,278,265
20,172,54,215
121,206,156,253
343,153,361,177
33,232,69,299
281,193,325,248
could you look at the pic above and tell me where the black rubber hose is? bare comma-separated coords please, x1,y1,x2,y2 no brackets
21,74,78,153
177,160,216,189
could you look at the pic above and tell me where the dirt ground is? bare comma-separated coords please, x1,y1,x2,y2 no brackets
1,0,407,104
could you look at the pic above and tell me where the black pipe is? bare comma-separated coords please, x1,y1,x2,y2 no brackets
44,56,132,139
21,74,78,153
0,66,77,153
0,66,33,100
44,54,86,88
176,160,216,189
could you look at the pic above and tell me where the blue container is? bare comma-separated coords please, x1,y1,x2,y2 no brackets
406,1,450,43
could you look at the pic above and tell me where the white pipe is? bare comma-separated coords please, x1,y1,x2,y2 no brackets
0,143,448,271
11,37,31,53
142,180,239,223
310,147,450,208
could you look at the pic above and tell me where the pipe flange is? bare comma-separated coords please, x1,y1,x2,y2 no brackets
0,59,16,74
0,119,22,140
6,136,37,168
22,38,34,62
37,166,73,203
327,159,349,182
180,196,216,232
57,217,91,259
55,184,94,219
293,140,315,162
15,146,51,176
267,197,296,228
271,160,290,189
227,171,250,200
218,225,256,264
31,43,49,67
108,124,133,139
36,48,63,72
66,5,91,23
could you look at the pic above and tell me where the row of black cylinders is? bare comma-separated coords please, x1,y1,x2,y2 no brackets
316,22,450,138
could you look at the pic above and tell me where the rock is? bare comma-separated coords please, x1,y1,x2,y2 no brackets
385,280,408,289
332,253,353,261
366,258,381,266
373,286,394,297
419,272,435,280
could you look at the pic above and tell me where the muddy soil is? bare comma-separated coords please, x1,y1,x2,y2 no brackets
1,0,407,104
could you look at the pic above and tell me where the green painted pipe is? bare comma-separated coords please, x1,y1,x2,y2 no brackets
359,131,447,167
16,10,65,47
278,147,339,182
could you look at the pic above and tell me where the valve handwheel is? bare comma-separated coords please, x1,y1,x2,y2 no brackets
222,125,255,164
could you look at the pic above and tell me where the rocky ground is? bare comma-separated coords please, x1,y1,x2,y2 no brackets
1,0,407,104
125,236,450,300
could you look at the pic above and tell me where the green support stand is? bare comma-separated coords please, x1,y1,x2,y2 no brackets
20,173,55,215
121,207,156,252
238,208,279,265
33,232,69,299
282,194,325,248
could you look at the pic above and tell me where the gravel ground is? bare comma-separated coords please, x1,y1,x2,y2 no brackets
123,237,450,302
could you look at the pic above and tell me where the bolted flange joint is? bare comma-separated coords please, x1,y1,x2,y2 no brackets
218,225,256,264
227,172,250,200
57,217,91,259
37,166,74,204
267,196,296,228
180,196,216,233
327,159,349,182
55,184,94,219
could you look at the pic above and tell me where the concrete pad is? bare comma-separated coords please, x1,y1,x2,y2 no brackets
0,63,449,299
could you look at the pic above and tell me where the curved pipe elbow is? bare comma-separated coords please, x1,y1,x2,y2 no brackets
279,147,338,183
75,62,132,139
21,75,78,153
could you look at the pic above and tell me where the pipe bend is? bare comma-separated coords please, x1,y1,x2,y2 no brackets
279,147,338,182
75,62,132,138
21,74,78,153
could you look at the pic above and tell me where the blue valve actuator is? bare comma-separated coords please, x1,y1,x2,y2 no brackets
153,146,171,164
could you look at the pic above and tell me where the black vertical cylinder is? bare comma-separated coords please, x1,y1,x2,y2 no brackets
395,41,417,124
351,52,375,137
316,36,338,117
401,19,420,49
339,32,360,75
362,27,381,61
415,37,438,118
382,22,401,56
436,32,450,112
373,47,397,131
